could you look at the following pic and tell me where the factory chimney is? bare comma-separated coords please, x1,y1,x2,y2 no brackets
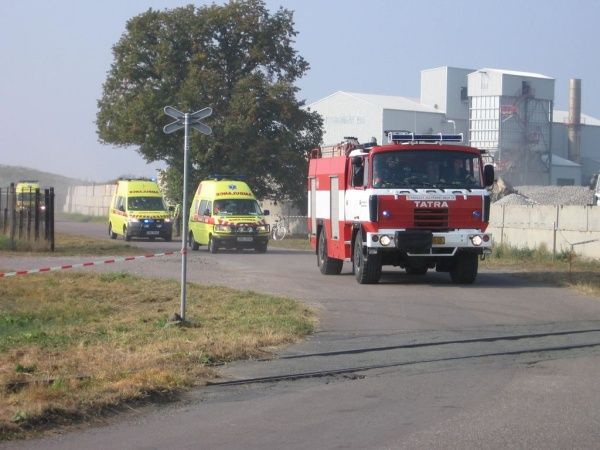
567,78,581,163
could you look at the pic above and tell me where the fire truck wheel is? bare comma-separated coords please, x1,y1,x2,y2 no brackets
188,232,199,251
108,223,117,240
450,252,478,284
208,236,219,254
317,229,343,275
353,231,381,284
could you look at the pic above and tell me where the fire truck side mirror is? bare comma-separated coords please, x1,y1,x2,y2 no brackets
483,164,495,187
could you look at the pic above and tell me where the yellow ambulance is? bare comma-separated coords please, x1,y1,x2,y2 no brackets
15,180,45,211
187,177,270,253
108,179,173,241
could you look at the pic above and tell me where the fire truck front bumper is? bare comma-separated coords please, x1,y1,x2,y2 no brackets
365,229,492,256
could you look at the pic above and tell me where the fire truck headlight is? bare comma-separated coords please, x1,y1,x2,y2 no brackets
380,235,392,246
470,235,483,246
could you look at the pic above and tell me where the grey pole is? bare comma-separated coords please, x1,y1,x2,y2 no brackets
163,105,212,323
180,113,190,321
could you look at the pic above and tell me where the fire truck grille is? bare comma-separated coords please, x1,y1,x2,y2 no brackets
413,208,448,229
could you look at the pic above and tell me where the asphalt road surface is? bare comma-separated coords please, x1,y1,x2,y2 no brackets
3,219,600,449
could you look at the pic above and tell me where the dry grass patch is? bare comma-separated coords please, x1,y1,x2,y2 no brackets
0,272,315,439
269,236,311,251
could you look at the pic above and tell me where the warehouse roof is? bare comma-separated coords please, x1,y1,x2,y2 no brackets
308,91,442,114
476,68,554,80
553,110,600,126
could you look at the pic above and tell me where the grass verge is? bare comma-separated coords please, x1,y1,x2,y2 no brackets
269,236,311,251
56,212,107,224
0,272,315,439
0,233,140,256
482,243,600,297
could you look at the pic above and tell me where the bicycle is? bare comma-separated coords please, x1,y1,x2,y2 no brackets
271,215,288,240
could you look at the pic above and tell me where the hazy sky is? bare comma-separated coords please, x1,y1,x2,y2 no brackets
1,0,598,182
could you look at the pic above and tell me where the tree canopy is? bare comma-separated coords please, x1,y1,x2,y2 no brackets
97,0,322,203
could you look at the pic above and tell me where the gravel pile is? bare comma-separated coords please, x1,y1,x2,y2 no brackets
494,193,538,205
514,185,595,206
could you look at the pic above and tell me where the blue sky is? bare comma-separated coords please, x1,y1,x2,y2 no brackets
1,0,598,182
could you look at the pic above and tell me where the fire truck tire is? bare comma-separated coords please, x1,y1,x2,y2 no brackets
108,223,117,240
317,229,343,275
208,236,218,254
450,252,478,284
353,231,381,284
188,232,199,251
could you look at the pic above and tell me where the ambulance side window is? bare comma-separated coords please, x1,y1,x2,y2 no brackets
116,196,125,211
199,200,207,215
192,200,198,215
206,201,213,215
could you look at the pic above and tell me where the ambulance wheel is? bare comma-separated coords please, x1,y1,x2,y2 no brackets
317,229,343,275
123,226,131,241
254,243,268,253
353,231,381,284
208,236,218,254
188,232,199,251
450,252,478,284
108,223,117,240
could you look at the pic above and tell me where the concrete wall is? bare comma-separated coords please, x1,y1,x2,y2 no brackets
488,204,600,259
63,184,115,216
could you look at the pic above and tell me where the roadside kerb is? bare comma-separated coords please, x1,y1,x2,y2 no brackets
0,251,178,278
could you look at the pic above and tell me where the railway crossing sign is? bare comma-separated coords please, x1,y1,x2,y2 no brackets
163,105,213,322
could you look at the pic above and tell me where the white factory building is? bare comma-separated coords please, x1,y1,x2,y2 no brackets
307,66,600,186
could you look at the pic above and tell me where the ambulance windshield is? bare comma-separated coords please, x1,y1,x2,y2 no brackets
127,196,166,211
214,199,262,216
372,150,482,189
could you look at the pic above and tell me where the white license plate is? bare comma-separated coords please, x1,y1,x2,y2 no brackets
237,237,253,242
147,231,160,235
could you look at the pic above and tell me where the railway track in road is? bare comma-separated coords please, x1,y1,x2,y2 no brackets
211,322,600,387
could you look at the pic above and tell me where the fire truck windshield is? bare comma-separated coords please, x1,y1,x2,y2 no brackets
372,150,482,189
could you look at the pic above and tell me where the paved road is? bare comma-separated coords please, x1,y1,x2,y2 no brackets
3,219,600,449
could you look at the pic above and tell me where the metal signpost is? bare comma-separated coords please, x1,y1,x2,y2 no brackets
164,106,213,321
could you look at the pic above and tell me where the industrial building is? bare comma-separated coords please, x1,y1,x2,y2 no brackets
307,66,600,186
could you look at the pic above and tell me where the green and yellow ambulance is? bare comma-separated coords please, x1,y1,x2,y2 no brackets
187,178,270,253
108,179,173,241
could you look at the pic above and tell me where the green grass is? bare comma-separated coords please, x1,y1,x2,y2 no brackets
56,212,107,224
0,233,139,256
269,236,311,251
0,271,316,439
483,243,600,296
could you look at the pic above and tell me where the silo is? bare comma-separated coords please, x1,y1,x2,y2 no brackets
567,78,581,163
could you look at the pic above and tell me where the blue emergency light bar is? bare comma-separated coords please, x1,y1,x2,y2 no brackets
387,132,464,143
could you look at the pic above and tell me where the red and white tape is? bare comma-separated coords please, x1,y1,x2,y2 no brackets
0,251,178,278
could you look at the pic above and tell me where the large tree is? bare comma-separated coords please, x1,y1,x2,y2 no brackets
97,0,322,204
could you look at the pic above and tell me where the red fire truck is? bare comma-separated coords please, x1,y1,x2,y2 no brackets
307,132,495,284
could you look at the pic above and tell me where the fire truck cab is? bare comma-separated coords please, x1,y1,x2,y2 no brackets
308,133,495,284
